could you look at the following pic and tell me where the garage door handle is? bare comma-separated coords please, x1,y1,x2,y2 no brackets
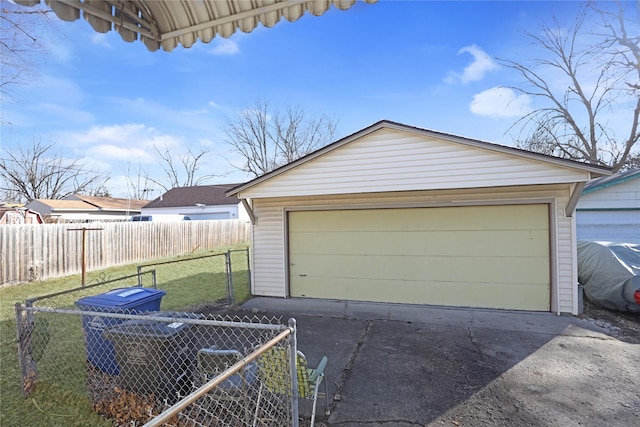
299,274,307,277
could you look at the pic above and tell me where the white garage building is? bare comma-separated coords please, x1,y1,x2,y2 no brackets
228,121,610,315
576,169,640,244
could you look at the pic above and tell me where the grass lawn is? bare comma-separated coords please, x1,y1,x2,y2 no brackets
0,246,251,427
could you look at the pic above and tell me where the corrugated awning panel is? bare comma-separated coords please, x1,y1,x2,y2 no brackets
14,0,378,52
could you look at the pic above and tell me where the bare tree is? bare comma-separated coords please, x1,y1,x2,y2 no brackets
503,2,639,172
1,1,56,104
225,100,338,177
124,162,155,200
147,144,221,192
0,140,108,202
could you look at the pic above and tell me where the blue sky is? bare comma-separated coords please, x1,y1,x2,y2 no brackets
1,1,623,198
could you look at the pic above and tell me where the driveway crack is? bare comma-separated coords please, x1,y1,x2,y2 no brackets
331,320,372,406
467,326,486,362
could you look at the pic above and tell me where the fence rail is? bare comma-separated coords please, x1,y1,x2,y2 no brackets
0,220,251,285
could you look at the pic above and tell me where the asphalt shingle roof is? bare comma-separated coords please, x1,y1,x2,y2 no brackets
144,184,242,208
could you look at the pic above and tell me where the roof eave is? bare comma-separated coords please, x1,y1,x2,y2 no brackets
582,170,640,194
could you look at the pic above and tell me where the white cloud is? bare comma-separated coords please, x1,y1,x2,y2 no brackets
181,108,209,116
89,144,156,162
470,87,532,118
71,123,147,144
209,39,240,55
64,123,185,162
445,44,498,84
90,33,112,49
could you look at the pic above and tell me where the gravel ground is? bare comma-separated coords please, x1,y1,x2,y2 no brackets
578,299,640,344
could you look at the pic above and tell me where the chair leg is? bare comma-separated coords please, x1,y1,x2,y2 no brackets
310,380,321,427
252,383,263,427
323,374,330,416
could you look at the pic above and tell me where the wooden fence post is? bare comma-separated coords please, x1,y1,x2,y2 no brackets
67,227,103,286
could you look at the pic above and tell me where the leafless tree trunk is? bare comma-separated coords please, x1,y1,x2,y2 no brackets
503,2,639,172
147,145,222,192
0,140,108,202
225,100,338,178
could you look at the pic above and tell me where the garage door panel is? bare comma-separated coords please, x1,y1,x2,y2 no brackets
290,229,549,257
293,277,548,311
289,205,548,232
291,254,549,285
289,205,550,311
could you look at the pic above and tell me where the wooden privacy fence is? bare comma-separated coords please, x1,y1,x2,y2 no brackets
0,220,251,285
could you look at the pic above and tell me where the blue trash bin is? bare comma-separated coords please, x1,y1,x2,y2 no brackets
75,287,166,374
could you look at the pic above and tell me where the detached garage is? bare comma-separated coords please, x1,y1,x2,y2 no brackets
228,121,610,314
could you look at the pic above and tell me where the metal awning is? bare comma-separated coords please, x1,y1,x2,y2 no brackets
15,0,377,52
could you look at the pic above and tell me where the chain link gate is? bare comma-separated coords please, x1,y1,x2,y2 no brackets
136,249,251,308
15,302,297,427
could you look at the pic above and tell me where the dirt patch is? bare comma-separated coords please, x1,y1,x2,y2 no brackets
578,298,640,344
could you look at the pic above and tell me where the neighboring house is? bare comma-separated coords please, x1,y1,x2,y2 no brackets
228,120,611,315
142,184,249,221
25,195,148,222
0,207,44,224
576,168,640,245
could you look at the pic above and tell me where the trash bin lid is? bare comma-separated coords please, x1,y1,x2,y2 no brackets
103,311,203,339
75,287,166,310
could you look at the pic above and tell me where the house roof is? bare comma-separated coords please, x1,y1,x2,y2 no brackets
144,184,242,209
32,195,148,212
14,0,377,52
34,199,97,211
583,168,640,194
69,194,148,211
227,120,612,197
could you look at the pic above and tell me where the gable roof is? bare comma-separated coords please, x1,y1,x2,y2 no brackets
31,196,147,212
144,184,242,209
68,195,148,211
32,199,97,211
227,120,612,197
583,168,640,194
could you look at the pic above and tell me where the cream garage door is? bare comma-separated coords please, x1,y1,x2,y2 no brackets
288,205,550,311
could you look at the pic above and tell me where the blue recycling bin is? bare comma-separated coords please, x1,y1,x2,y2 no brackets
75,287,166,374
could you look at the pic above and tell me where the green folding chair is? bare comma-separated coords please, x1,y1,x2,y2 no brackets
254,347,329,427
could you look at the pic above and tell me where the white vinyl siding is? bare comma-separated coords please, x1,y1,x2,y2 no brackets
250,185,576,313
576,211,640,244
238,129,592,199
576,178,640,245
577,178,640,210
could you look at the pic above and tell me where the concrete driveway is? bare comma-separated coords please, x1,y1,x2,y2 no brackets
241,297,640,427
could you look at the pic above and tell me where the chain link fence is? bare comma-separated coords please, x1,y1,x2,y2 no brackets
11,247,313,426
15,302,297,427
143,321,298,427
137,249,251,309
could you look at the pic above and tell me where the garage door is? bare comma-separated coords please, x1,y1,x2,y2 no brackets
288,205,550,311
576,210,640,244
